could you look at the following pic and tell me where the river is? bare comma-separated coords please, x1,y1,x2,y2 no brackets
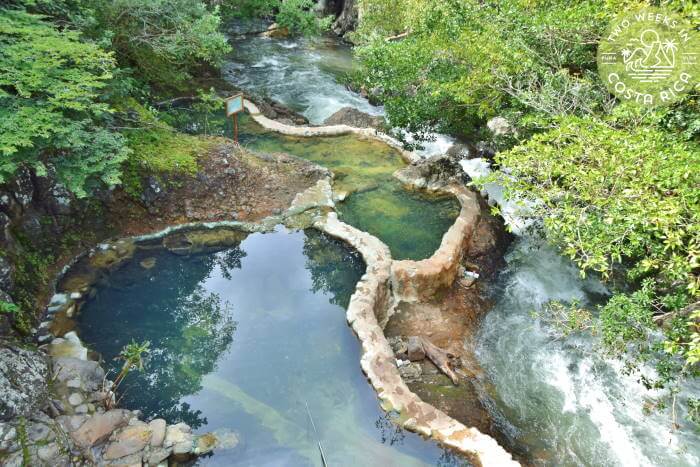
219,28,700,467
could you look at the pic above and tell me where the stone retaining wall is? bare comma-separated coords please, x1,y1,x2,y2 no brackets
315,211,518,466
390,185,480,303
24,104,519,466
254,108,518,465
243,100,420,163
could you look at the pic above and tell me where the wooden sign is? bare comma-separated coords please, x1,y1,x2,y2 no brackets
225,94,244,117
225,94,244,143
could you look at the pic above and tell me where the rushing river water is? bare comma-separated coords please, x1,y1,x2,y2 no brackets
77,228,466,466
477,238,700,466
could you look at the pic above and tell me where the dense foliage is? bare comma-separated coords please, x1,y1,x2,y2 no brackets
0,0,329,335
0,9,128,197
354,0,699,416
222,0,331,35
0,0,328,198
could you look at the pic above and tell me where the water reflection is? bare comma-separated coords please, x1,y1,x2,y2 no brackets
79,249,240,428
303,229,365,309
77,227,464,466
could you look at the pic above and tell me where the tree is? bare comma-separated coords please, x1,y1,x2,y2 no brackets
353,0,618,141
221,0,332,36
0,9,129,197
98,0,230,90
487,113,699,391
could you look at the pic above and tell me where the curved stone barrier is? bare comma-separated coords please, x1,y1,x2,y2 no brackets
245,98,517,465
243,100,420,163
391,185,480,303
316,212,517,466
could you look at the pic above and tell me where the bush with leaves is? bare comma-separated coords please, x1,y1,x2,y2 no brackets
99,0,230,91
221,0,331,36
0,9,130,197
353,0,624,140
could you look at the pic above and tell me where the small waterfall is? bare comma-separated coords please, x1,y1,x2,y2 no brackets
461,156,700,466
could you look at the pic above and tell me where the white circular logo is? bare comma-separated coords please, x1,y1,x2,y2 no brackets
598,8,699,106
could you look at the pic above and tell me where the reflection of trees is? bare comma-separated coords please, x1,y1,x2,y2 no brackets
302,229,366,309
152,286,237,428
374,412,406,446
79,246,241,428
436,449,471,467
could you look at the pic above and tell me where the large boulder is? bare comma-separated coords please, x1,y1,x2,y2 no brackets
323,107,385,130
407,336,426,361
103,424,152,460
33,165,74,217
393,153,466,191
446,143,478,161
253,97,309,126
70,409,131,448
0,346,49,421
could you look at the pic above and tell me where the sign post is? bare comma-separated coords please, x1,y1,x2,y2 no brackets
225,94,244,143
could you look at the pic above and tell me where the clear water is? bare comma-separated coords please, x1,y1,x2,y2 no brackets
162,30,462,261
77,228,468,466
159,23,700,466
161,109,460,260
237,115,460,260
223,29,454,156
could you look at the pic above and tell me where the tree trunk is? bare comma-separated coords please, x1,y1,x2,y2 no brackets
331,0,358,37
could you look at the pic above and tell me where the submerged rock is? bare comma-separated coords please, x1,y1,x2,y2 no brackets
139,257,157,270
89,241,136,270
261,23,289,38
162,228,248,255
212,428,240,450
193,432,218,455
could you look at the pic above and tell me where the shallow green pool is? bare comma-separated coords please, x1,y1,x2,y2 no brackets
238,115,460,260
76,228,467,466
